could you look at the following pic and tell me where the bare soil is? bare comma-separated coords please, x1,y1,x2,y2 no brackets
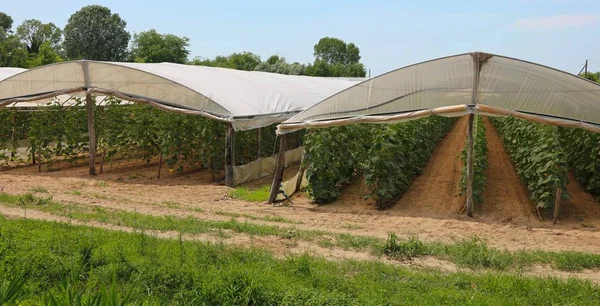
478,118,538,224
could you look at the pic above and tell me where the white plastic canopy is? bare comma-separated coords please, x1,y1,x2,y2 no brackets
0,68,26,81
0,61,362,131
277,52,600,134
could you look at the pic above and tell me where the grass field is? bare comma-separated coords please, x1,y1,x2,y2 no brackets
1,216,599,305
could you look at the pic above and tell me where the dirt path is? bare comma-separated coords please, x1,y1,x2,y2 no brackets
388,116,466,217
478,118,538,224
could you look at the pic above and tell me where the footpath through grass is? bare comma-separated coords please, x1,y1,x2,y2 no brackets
2,192,600,274
1,217,599,305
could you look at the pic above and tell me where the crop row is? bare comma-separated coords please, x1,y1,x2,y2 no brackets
303,116,454,208
460,115,488,205
490,117,569,210
0,98,303,174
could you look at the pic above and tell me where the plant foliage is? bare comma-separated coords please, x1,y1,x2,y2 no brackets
303,125,372,204
491,117,569,210
364,116,454,209
558,127,600,197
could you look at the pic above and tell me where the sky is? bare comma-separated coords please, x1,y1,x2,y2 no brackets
3,0,600,76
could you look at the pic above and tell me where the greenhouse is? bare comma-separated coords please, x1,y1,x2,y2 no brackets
270,52,600,212
0,62,362,186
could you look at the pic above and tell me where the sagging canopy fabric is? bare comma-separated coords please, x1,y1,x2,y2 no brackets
0,61,362,131
277,52,600,134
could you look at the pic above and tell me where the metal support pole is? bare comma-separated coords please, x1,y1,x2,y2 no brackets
86,90,97,175
268,135,286,203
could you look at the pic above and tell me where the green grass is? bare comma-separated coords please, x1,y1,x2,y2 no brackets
228,185,270,202
1,217,600,305
3,192,600,274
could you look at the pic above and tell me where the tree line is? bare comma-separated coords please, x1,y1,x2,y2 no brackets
0,5,366,77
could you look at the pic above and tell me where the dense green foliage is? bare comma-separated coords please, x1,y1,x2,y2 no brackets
303,125,372,203
1,217,600,305
303,117,452,207
364,116,453,209
63,5,130,61
460,115,488,205
559,127,600,196
15,19,62,54
0,100,303,174
491,117,569,210
130,29,190,64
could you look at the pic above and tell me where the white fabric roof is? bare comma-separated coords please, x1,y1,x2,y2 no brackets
278,52,600,134
0,68,127,109
0,68,26,81
0,61,362,130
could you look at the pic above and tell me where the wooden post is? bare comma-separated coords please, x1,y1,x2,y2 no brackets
553,188,562,224
268,135,286,203
465,113,475,217
157,153,163,179
257,128,261,159
294,150,307,193
225,123,234,187
86,91,97,175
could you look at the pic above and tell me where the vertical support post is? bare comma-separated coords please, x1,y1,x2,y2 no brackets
553,188,562,224
466,113,475,217
268,135,286,203
86,91,97,175
225,123,234,187
585,59,588,76
294,150,307,193
257,127,261,159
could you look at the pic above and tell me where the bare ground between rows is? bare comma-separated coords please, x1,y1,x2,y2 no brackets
2,205,600,284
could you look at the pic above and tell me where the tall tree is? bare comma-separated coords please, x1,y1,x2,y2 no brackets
16,19,62,54
0,35,28,67
313,37,361,65
130,29,190,64
63,5,130,61
308,37,366,77
0,12,12,37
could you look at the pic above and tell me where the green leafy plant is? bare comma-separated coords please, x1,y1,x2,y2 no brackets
491,117,569,210
303,125,372,204
363,116,454,209
558,127,600,197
